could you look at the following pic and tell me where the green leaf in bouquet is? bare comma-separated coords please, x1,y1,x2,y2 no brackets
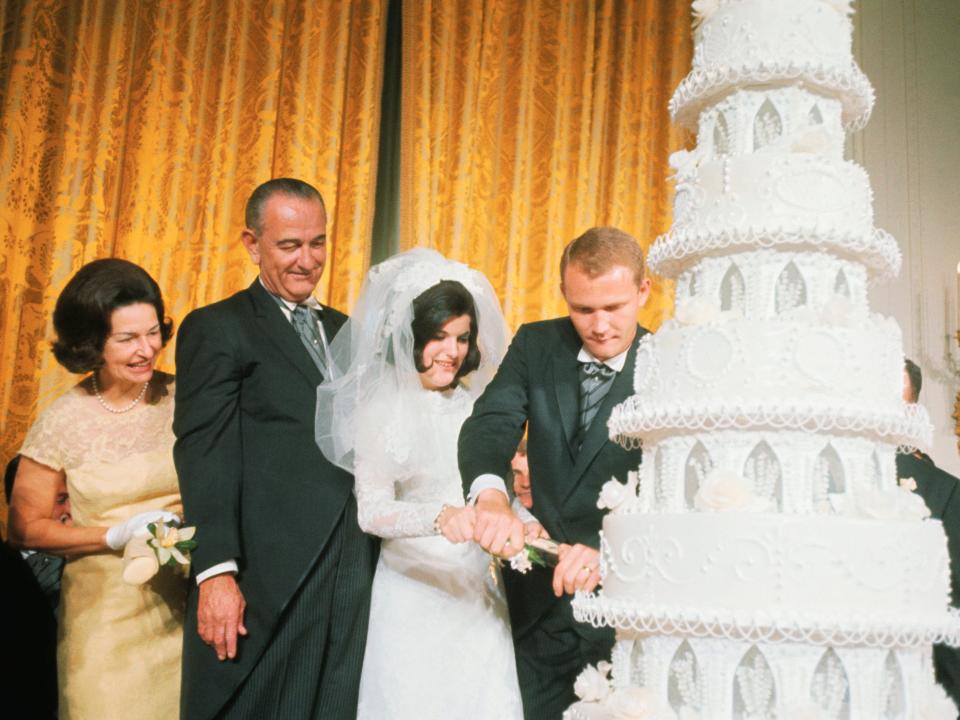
527,548,547,569
176,539,198,552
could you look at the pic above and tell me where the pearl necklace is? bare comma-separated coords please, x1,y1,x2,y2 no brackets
92,373,148,414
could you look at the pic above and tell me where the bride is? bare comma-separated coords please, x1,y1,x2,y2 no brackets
316,248,524,719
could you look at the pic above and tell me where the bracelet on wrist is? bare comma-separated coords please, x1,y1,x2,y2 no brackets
433,504,452,535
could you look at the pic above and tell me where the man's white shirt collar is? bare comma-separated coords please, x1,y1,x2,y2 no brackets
467,343,629,506
577,346,628,373
259,277,323,313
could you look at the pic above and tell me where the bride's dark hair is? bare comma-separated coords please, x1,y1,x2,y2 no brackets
411,280,481,383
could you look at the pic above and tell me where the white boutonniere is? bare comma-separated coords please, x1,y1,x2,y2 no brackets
507,537,560,575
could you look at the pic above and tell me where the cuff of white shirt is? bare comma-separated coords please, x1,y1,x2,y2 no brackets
196,560,238,585
511,498,537,524
468,474,509,504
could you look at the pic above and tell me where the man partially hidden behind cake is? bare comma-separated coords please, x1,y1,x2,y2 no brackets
450,227,650,719
900,358,960,709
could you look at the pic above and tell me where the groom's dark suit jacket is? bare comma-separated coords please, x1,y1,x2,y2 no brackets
459,317,646,642
174,280,375,720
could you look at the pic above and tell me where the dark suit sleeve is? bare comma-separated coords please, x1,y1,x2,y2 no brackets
935,481,960,706
458,324,531,497
173,308,245,574
900,453,960,705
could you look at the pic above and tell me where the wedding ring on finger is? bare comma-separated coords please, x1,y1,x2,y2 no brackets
579,565,592,575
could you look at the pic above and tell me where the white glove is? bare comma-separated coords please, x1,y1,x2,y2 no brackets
106,510,181,550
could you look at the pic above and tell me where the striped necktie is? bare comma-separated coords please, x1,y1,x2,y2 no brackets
24,552,64,608
291,304,329,378
576,361,617,449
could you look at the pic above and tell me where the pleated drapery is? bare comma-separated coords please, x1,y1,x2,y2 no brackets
0,0,388,529
400,0,691,330
0,0,691,531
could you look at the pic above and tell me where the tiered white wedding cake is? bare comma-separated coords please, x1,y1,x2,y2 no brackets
566,2,960,718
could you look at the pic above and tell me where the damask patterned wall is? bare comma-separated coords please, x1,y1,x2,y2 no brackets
0,0,388,532
401,0,690,330
0,0,691,532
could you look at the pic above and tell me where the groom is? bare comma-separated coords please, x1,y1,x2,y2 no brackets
174,178,376,719
455,227,651,719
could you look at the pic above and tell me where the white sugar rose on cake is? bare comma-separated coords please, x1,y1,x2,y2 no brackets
565,2,960,719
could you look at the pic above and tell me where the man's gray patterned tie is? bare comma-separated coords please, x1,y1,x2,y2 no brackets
291,304,328,378
576,361,617,449
24,552,64,607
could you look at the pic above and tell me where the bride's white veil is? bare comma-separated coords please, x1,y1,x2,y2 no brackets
316,248,509,474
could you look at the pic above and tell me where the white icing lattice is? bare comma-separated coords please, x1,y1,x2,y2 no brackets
649,227,900,281
670,61,874,131
572,596,960,650
608,399,932,451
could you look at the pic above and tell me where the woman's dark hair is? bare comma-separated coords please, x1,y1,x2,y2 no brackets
52,258,174,373
411,280,481,384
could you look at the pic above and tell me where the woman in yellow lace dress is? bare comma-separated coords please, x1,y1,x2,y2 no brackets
8,259,186,719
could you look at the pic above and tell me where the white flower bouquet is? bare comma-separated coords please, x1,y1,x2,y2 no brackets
508,537,560,574
121,521,197,585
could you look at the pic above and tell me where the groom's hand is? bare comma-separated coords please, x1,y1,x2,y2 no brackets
197,574,248,661
473,489,525,558
553,543,600,597
523,521,548,540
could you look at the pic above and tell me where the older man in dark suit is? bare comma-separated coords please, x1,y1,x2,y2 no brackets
174,178,376,720
453,227,651,720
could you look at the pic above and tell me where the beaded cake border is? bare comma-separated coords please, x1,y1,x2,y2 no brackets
572,595,960,650
647,227,901,280
608,399,933,450
669,61,875,130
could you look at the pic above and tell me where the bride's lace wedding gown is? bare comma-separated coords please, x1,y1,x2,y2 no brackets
353,385,523,719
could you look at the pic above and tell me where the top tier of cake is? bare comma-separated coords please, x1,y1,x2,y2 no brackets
670,0,874,129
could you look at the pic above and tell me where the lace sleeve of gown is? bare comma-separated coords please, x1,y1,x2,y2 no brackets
353,454,445,539
350,392,451,539
19,393,70,471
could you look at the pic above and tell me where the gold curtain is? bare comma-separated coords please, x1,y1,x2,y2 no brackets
400,0,691,331
0,0,387,532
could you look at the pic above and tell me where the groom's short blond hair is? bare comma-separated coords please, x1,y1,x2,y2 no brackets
560,227,646,289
